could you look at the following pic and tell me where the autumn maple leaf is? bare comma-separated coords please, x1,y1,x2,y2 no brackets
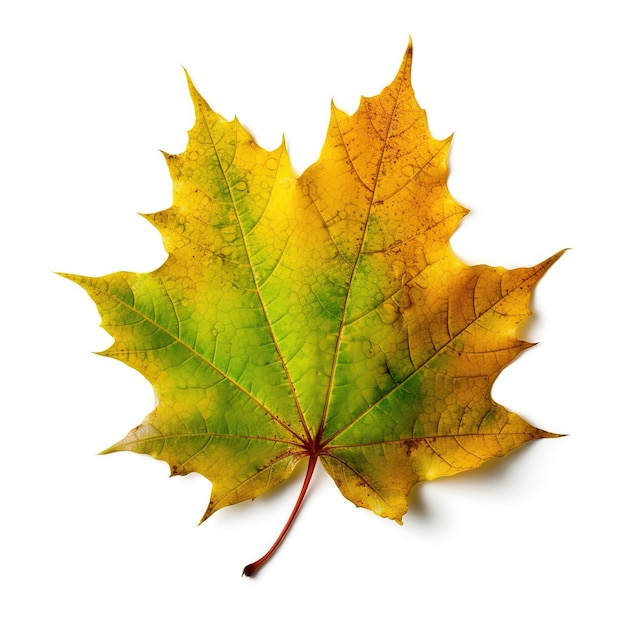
63,43,562,575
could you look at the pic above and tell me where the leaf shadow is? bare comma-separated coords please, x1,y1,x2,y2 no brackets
404,439,545,525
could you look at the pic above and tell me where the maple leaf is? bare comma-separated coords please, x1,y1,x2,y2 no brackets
63,43,562,575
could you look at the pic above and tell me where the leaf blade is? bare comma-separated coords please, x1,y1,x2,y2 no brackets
65,42,563,568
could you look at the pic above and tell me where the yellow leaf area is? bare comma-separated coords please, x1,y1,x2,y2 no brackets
65,43,561,574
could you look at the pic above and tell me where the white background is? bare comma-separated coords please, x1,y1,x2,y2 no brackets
1,1,623,624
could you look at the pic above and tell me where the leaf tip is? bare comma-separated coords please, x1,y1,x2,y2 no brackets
405,36,413,59
55,271,81,284
183,67,212,115
399,37,413,78
540,430,567,439
533,248,567,280
181,66,194,92
198,505,212,526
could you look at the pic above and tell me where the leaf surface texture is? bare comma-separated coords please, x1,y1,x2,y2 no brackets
66,44,561,563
